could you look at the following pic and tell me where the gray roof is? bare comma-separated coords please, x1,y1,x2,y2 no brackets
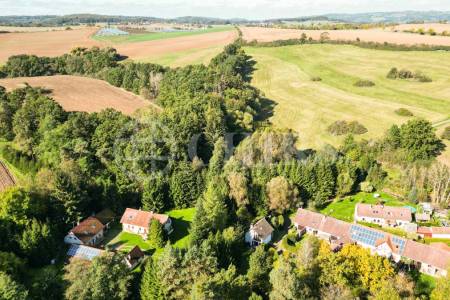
252,218,274,238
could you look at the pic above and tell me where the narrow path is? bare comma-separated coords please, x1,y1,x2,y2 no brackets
433,117,450,128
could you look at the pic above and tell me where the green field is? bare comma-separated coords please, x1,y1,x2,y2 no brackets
93,26,233,44
135,45,226,67
245,44,450,150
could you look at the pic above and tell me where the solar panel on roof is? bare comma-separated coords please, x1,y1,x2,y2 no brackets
67,245,103,261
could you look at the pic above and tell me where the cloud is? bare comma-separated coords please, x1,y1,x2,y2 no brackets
0,0,449,19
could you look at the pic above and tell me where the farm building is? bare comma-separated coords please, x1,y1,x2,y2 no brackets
294,209,450,277
120,208,172,238
0,160,16,192
245,218,274,246
415,213,431,222
64,217,105,246
417,226,450,239
124,246,145,269
354,203,412,228
95,27,129,36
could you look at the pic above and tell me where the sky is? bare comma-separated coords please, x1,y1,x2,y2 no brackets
1,0,450,19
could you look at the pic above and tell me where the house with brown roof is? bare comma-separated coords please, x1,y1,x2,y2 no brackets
294,208,450,277
417,226,450,239
124,246,145,269
64,217,105,246
120,208,172,238
245,218,274,246
354,203,412,228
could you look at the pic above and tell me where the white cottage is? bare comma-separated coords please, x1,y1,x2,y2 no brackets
120,208,172,238
245,218,274,246
354,203,412,228
64,217,105,246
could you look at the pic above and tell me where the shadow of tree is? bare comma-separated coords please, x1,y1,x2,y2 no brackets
169,218,191,245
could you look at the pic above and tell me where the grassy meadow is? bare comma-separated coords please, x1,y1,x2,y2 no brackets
245,44,450,151
135,45,226,67
93,26,233,44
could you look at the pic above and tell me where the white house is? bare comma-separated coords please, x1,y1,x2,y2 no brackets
354,203,412,228
64,217,105,246
120,208,172,238
294,208,450,277
417,227,450,239
245,218,274,246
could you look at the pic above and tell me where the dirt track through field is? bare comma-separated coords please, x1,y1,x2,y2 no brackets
240,26,450,46
0,160,16,192
0,75,153,115
0,28,237,63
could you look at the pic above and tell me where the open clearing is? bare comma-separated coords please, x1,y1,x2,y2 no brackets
0,28,236,64
0,160,16,192
246,44,450,152
240,26,450,46
0,75,151,115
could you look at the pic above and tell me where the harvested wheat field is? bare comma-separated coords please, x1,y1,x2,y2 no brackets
114,29,237,61
240,26,450,46
0,75,152,115
0,27,101,62
0,160,16,192
0,25,88,33
389,23,450,34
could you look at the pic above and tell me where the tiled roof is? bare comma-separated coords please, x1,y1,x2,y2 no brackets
251,218,274,239
70,217,105,244
294,209,352,243
403,240,450,271
417,226,450,235
120,208,169,229
294,209,450,271
355,204,412,222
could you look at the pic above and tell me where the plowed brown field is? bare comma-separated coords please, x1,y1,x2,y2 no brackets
0,75,152,115
240,26,450,46
0,28,236,63
0,160,15,192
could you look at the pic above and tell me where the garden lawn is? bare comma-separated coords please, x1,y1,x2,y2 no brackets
106,207,195,255
94,26,233,44
320,192,416,222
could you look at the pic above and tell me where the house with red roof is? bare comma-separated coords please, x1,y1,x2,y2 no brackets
64,217,105,246
354,203,412,228
120,208,172,238
294,208,450,277
417,226,450,239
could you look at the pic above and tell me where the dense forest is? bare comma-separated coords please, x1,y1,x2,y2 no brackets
0,40,449,299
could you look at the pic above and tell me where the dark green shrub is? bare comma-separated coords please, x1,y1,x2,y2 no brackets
327,120,368,136
398,69,414,79
387,67,398,79
354,80,375,87
311,76,322,82
442,126,450,141
348,121,368,135
395,108,414,117
414,71,432,82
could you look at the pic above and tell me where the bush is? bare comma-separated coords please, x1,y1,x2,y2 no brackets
354,80,375,87
386,67,398,79
442,126,450,141
360,181,374,193
327,120,368,136
414,71,432,82
394,108,414,117
347,121,368,135
311,76,322,82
